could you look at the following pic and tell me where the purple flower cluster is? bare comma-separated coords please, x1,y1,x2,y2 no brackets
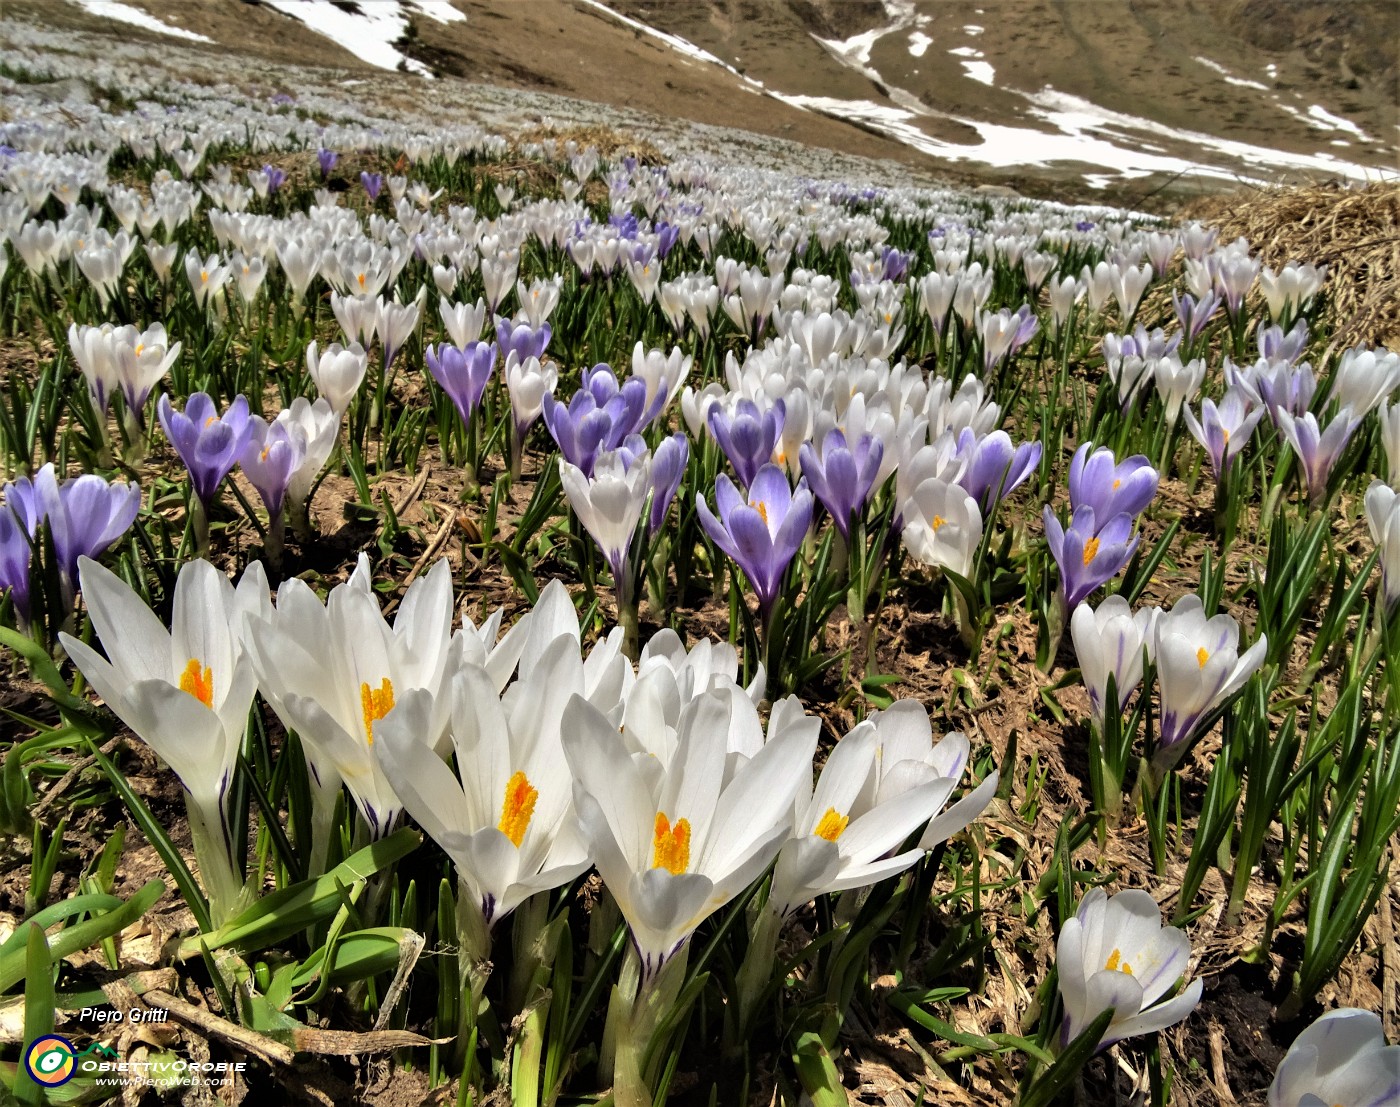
541,364,664,477
1,464,140,622
1044,444,1158,607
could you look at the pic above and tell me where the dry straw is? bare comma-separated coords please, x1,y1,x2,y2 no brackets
1187,180,1400,350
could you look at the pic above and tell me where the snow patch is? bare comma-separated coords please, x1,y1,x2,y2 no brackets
908,31,931,58
68,0,212,43
261,0,432,75
962,60,995,86
768,83,1384,186
404,0,465,24
1192,56,1268,90
1307,104,1370,141
963,24,984,36
948,46,982,58
577,0,767,92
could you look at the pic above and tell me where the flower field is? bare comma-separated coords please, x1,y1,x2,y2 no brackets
0,18,1397,1107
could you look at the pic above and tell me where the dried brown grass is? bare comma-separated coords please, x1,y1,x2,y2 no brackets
1185,179,1400,349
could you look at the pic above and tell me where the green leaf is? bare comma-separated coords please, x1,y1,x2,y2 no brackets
16,925,55,1106
1019,1008,1114,1107
0,880,165,994
87,737,211,933
184,828,419,956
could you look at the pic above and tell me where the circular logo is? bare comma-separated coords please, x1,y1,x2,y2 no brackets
24,1035,77,1086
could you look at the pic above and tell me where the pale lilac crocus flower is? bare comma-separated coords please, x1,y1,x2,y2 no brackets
1276,406,1363,508
1044,505,1140,609
2,463,141,613
1069,443,1159,523
799,428,884,543
698,464,813,622
426,341,496,428
159,393,253,508
955,429,1041,515
708,399,785,491
1183,391,1265,479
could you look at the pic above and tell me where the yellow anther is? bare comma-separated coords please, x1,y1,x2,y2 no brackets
1082,536,1100,566
1104,948,1132,975
359,678,395,745
497,770,538,848
179,658,214,708
1196,647,1210,668
651,812,691,874
813,808,849,841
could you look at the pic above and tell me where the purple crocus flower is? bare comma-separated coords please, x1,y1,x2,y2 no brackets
1043,505,1140,608
262,165,287,194
0,508,30,624
495,318,551,365
1069,443,1159,525
799,428,884,543
1276,407,1363,507
426,341,496,427
880,245,913,283
158,392,253,506
708,399,785,491
698,464,813,620
1172,289,1221,343
2,464,139,607
1256,319,1308,365
655,222,680,259
360,171,383,202
541,366,658,477
649,433,689,535
955,429,1042,515
240,417,305,518
318,148,338,179
1183,391,1265,479
609,210,640,238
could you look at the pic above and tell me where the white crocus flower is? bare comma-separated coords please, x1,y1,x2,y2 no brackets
564,687,818,983
330,290,376,345
274,397,339,530
1259,262,1325,323
558,452,650,592
374,652,591,931
67,322,121,414
1268,1008,1400,1107
1331,346,1400,418
636,628,766,710
439,294,488,349
1152,594,1267,759
900,477,982,581
1365,481,1400,614
1152,353,1207,425
768,715,978,917
1380,399,1400,488
1070,596,1159,731
1056,887,1202,1050
515,274,563,328
243,557,460,859
115,322,181,421
857,700,999,850
184,250,230,308
60,557,267,923
306,340,368,420
630,341,692,413
374,295,421,370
